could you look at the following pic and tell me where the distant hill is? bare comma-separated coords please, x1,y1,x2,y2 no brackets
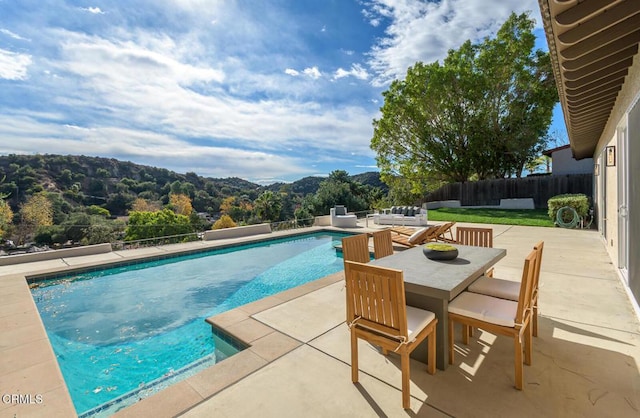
267,172,386,196
0,154,385,216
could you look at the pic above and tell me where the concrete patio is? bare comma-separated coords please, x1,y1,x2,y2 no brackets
1,223,639,417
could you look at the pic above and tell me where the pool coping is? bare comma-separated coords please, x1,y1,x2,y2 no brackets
0,226,355,417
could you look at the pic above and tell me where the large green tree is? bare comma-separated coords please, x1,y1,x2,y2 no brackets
254,191,282,222
371,12,558,192
301,170,370,216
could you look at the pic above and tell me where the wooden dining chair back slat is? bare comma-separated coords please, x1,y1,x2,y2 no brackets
448,248,538,390
341,234,370,264
344,261,437,408
372,230,394,259
456,226,493,248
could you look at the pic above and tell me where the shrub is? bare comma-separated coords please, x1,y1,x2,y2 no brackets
87,205,110,217
125,209,193,240
547,194,589,222
212,215,237,230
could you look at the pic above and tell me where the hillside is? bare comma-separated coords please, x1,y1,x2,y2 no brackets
0,154,384,216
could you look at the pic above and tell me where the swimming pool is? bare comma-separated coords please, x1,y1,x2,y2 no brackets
31,231,350,416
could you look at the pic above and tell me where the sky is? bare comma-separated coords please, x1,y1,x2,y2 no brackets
0,0,566,184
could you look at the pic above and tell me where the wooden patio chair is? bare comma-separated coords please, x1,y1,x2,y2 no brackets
467,241,544,336
344,260,437,409
455,226,493,248
448,248,538,390
341,234,370,264
434,222,456,243
389,225,440,248
371,230,394,259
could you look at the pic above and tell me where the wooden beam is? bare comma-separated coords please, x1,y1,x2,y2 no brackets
560,18,640,59
564,66,628,89
564,51,635,81
558,1,640,45
562,33,639,71
556,0,619,26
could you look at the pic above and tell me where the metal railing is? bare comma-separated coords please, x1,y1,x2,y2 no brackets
111,232,201,251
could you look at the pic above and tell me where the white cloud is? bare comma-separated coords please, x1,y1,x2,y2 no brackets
81,7,105,14
334,64,369,81
284,68,299,76
364,0,542,85
303,66,321,79
0,113,310,180
0,48,32,80
0,28,30,41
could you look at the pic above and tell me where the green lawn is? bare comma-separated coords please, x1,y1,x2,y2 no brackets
427,207,554,227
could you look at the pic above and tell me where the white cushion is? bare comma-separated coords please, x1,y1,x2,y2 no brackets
468,276,520,301
408,227,427,244
448,291,518,327
406,306,436,338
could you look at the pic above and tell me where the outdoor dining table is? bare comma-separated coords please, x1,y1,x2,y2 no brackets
369,243,506,370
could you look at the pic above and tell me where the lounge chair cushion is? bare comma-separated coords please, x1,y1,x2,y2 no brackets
334,206,346,216
468,276,520,301
408,227,428,244
449,291,518,327
406,207,415,216
406,306,436,339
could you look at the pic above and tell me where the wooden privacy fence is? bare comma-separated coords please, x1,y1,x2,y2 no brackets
425,174,593,209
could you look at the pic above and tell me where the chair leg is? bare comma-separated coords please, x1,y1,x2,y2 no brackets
533,303,539,337
468,326,474,338
401,353,411,409
448,317,455,364
524,322,533,366
514,335,523,390
427,329,436,375
351,330,359,383
462,324,470,345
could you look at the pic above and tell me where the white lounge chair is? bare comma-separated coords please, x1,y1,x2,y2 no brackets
330,205,357,228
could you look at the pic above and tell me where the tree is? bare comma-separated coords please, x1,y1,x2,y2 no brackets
253,191,282,222
132,198,162,212
301,170,370,216
18,193,53,243
0,198,13,239
371,12,557,191
212,214,237,230
169,193,193,216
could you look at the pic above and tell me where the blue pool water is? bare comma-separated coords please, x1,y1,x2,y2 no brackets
31,232,349,416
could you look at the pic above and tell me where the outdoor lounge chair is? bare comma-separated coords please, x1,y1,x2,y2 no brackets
330,205,358,228
448,247,538,390
388,226,419,236
344,260,437,409
389,225,440,248
434,222,456,243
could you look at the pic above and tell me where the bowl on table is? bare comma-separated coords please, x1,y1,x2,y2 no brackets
422,243,458,261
